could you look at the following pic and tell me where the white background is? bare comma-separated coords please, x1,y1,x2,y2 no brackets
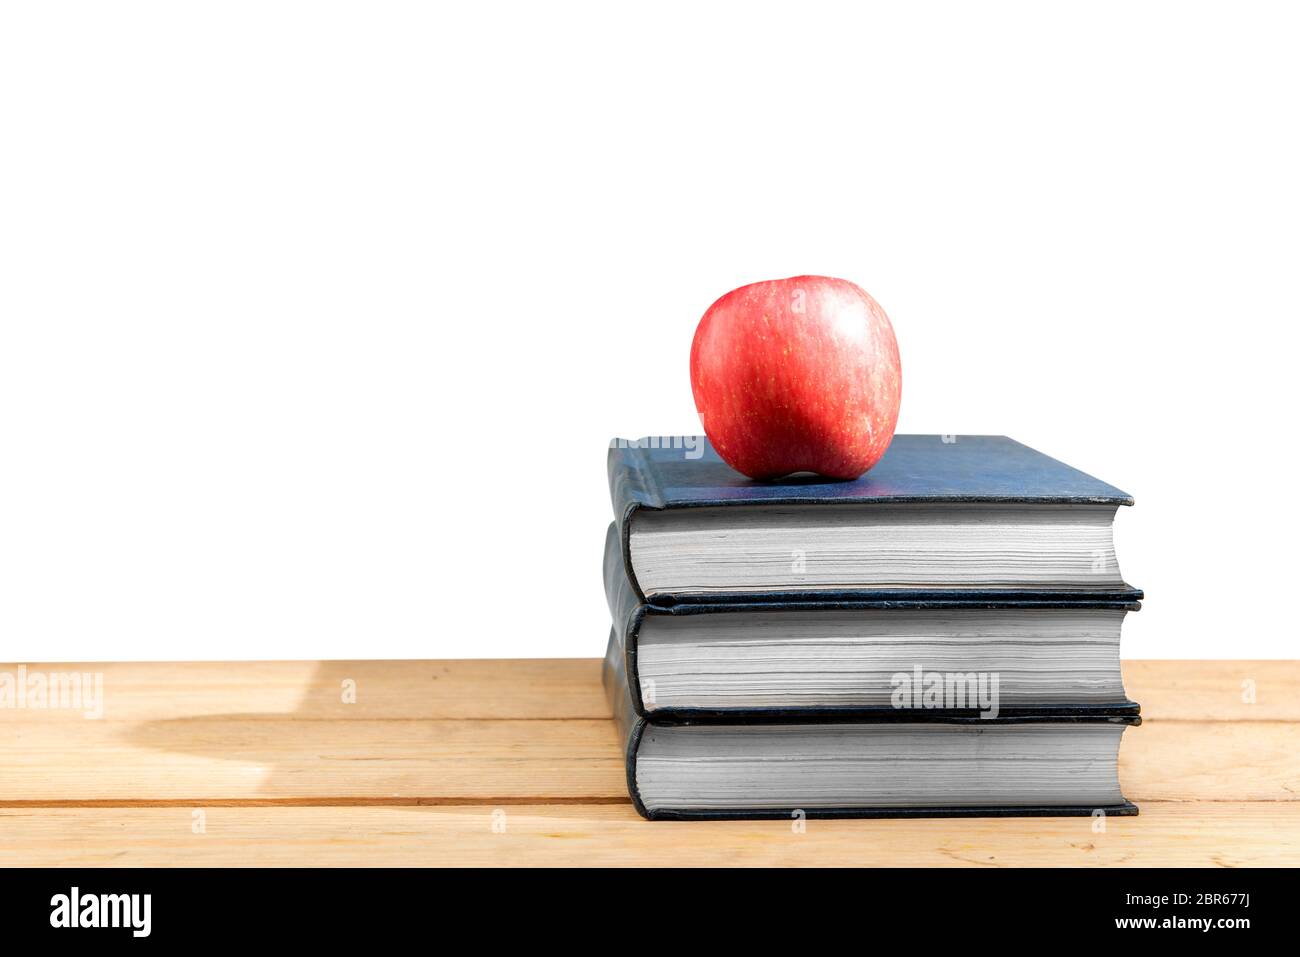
2,2,1295,661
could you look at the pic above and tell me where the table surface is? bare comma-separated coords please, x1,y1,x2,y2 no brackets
1,659,1297,866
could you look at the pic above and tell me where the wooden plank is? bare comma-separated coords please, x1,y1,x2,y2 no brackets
1,801,1295,867
1123,660,1300,721
0,659,607,722
0,718,627,803
2,714,1295,805
0,660,1295,865
1122,721,1300,802
2,659,1293,724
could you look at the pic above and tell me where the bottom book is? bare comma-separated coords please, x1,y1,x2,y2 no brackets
604,628,1141,821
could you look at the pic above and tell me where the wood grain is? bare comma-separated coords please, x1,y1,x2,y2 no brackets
2,714,1295,804
1122,660,1300,721
3,658,1289,721
0,659,1296,865
0,718,627,803
0,659,607,722
0,802,1294,867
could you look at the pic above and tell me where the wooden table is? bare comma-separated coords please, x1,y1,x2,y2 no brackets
1,660,1296,866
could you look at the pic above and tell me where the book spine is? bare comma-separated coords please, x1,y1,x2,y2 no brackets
606,440,662,600
607,439,665,513
603,522,648,714
602,627,650,818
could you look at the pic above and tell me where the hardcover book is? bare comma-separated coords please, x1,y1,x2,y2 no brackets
604,629,1141,821
608,434,1142,603
605,524,1141,720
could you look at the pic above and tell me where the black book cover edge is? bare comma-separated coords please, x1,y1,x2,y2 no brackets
604,522,1142,720
602,629,1140,821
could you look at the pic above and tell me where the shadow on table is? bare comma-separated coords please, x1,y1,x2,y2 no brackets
120,659,624,807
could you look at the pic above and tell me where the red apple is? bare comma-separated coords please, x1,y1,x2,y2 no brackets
690,276,901,480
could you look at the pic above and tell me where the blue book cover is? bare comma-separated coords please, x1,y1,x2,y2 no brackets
608,434,1142,604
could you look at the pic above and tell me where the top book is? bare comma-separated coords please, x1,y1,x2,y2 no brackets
607,434,1140,604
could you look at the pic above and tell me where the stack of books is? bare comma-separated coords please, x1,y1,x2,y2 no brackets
602,434,1143,820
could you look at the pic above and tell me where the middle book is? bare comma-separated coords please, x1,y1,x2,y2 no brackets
604,522,1140,721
